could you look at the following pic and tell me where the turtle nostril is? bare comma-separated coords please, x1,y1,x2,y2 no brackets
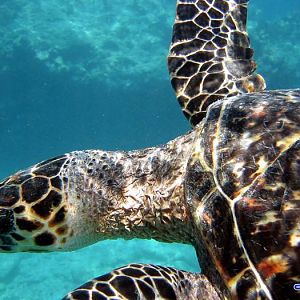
0,208,14,234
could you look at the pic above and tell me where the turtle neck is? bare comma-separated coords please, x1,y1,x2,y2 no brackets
62,128,199,249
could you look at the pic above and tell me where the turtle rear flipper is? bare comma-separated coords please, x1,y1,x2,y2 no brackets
62,264,221,300
168,0,266,126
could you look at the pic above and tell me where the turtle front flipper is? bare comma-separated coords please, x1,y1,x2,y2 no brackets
62,263,221,300
168,0,266,126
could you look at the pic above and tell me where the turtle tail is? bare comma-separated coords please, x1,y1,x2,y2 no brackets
168,0,266,126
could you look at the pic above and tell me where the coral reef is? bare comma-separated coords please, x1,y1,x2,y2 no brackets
0,0,299,87
0,0,174,85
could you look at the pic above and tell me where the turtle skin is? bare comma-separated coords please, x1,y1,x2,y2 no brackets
186,89,300,299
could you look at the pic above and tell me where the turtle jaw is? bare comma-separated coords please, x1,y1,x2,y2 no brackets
0,203,61,253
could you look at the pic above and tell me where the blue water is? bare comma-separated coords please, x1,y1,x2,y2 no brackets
0,0,299,299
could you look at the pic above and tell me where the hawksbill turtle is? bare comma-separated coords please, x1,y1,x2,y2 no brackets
0,0,299,299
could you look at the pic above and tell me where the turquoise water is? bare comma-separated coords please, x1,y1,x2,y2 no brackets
0,0,299,299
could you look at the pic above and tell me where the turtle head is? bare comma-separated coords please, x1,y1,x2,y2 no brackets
0,155,72,252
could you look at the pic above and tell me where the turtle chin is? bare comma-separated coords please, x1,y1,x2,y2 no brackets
0,205,54,253
0,207,42,253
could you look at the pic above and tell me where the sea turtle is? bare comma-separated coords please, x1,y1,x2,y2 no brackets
0,0,299,299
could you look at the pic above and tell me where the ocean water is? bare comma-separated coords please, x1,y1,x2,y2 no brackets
0,0,299,299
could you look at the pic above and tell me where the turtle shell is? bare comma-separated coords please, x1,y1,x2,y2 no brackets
186,90,300,299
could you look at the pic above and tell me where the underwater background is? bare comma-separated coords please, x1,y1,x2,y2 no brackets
0,0,299,298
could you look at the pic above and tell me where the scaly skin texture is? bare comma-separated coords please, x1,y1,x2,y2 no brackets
0,129,197,252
